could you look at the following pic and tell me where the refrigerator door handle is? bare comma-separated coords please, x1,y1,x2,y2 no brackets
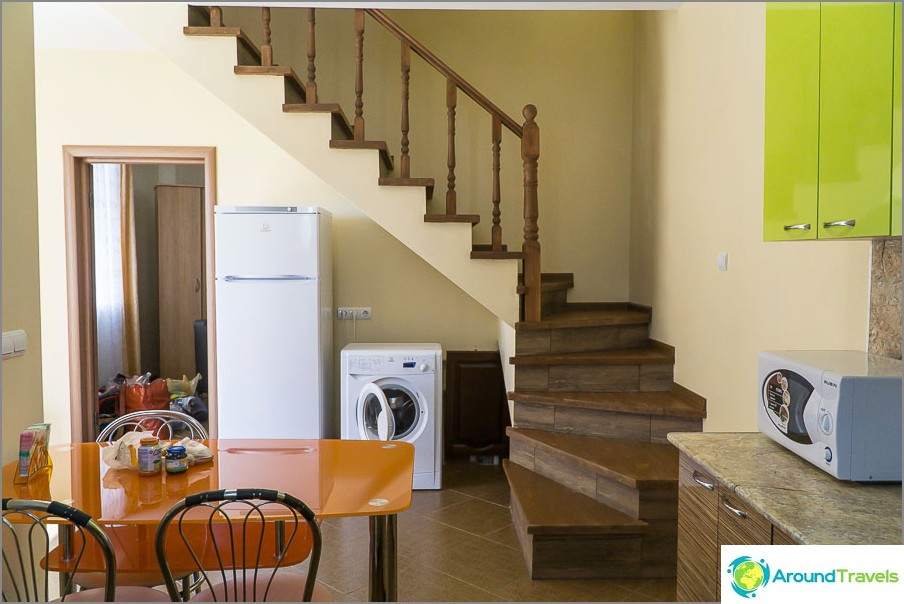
223,275,316,282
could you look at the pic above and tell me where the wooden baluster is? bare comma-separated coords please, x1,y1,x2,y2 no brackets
400,42,411,179
446,79,457,215
491,115,502,251
210,6,223,27
306,8,318,104
354,9,366,141
261,7,272,67
521,105,541,322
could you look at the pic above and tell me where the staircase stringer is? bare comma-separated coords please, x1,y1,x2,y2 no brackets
100,1,519,325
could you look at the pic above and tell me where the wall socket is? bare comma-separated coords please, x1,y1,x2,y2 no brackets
337,307,371,320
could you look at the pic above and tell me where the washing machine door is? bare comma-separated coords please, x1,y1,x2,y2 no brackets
358,383,396,441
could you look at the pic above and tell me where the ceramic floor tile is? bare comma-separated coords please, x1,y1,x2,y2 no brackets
484,523,521,551
616,577,678,601
397,558,507,602
404,486,473,515
425,496,513,537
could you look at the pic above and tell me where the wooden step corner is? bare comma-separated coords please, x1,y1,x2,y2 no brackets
470,250,524,260
329,139,394,174
378,177,435,199
424,213,480,226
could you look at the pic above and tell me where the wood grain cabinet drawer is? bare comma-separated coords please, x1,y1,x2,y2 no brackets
717,489,772,546
677,455,720,602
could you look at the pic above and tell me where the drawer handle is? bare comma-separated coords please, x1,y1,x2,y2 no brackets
692,471,714,491
783,223,811,231
722,498,748,519
823,219,855,228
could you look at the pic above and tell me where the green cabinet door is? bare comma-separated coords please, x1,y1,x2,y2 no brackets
764,2,820,241
892,2,902,236
818,2,895,238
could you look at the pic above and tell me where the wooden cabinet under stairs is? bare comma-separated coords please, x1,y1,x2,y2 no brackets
506,274,706,581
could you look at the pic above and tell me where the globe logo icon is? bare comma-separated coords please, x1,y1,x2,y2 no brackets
727,556,770,598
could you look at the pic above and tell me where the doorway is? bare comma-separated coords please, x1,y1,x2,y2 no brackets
63,146,218,443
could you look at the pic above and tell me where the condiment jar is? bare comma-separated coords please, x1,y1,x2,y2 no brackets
164,446,189,474
137,436,162,476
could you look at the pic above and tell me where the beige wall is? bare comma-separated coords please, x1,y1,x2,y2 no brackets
2,3,45,463
32,4,498,442
630,3,871,432
226,7,636,303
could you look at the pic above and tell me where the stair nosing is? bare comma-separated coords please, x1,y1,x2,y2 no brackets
507,427,678,489
504,460,648,536
509,343,675,366
508,389,706,419
515,304,652,331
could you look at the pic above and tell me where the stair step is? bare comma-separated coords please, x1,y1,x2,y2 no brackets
183,26,262,66
470,250,524,260
510,387,706,419
504,460,650,579
516,303,651,331
329,140,393,175
283,103,353,140
378,177,435,200
235,65,306,103
511,341,674,366
507,427,677,491
424,214,480,225
473,244,508,252
510,388,704,444
504,460,647,536
516,272,574,294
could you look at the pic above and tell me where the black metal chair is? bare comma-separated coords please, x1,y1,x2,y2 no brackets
1,498,169,602
154,488,328,602
95,409,208,443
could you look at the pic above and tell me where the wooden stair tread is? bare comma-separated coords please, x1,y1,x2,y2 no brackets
510,341,674,366
507,427,678,488
503,460,648,536
284,103,353,139
378,177,435,199
508,387,706,419
471,250,524,260
516,273,574,295
516,303,652,330
329,140,393,173
183,27,261,62
424,214,480,225
473,244,508,252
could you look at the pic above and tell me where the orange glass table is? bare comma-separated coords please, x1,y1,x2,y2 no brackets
2,439,414,601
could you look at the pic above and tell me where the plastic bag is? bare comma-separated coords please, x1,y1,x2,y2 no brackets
166,373,201,398
122,376,170,433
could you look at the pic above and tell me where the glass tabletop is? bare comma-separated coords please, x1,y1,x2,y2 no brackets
2,439,414,524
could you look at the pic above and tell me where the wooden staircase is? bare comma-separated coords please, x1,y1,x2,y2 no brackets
506,274,706,579
176,4,706,583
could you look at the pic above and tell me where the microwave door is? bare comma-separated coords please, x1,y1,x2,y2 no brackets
763,368,815,444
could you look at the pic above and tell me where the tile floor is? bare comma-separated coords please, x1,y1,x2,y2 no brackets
294,459,677,602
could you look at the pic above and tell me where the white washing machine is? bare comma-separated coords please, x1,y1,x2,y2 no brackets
341,343,442,490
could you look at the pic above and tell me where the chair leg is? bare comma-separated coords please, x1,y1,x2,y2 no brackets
181,576,192,601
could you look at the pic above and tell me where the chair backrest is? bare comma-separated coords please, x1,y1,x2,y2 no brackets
154,488,322,602
2,499,116,602
95,409,208,442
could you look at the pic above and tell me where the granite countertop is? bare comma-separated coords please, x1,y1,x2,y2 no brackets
667,432,902,545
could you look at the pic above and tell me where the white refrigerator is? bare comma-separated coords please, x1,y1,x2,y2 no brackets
214,206,333,439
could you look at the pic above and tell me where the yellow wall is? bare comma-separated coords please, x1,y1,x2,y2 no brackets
630,3,871,432
226,7,636,303
32,4,498,442
2,2,45,462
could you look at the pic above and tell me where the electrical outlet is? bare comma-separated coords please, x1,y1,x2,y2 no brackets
337,307,372,320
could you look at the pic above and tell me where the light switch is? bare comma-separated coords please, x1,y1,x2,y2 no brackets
2,330,26,360
717,252,729,272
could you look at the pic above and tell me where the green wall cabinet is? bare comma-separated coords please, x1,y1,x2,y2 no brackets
764,2,902,241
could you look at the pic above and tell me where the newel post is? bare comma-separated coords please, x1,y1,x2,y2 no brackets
521,105,541,322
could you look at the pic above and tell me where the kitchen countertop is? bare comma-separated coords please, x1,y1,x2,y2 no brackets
667,432,902,545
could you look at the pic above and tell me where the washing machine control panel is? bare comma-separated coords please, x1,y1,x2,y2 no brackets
347,354,436,375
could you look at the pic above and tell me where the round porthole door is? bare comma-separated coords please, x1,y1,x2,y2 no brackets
358,383,395,441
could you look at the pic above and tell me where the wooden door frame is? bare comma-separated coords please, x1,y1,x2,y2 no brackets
63,145,218,443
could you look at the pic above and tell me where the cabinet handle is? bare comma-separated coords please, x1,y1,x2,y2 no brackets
195,278,201,292
692,471,714,491
823,219,855,228
721,498,748,519
783,223,811,231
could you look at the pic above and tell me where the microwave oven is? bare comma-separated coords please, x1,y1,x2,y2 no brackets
757,350,902,482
